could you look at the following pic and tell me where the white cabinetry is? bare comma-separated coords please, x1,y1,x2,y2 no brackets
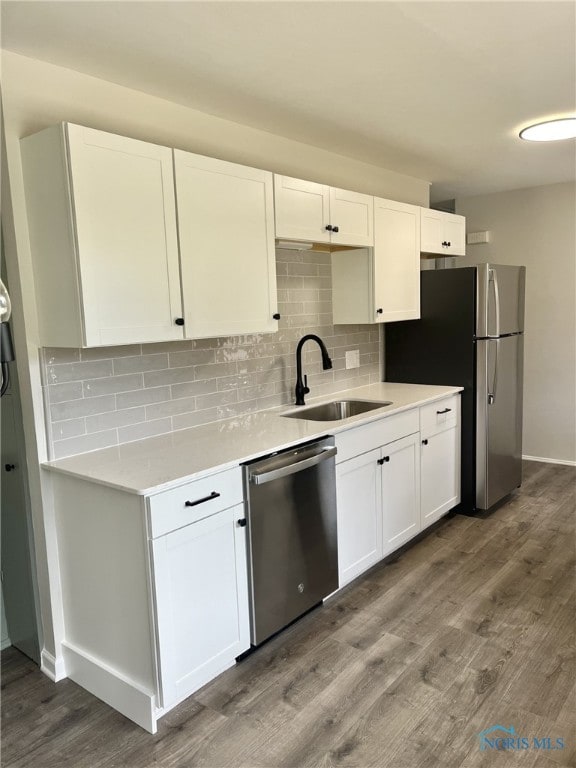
152,504,250,709
174,151,278,338
381,434,420,557
332,198,420,323
274,175,373,247
148,467,249,710
420,209,466,256
21,124,278,347
335,409,420,587
420,395,461,529
21,123,183,347
336,448,382,586
50,465,249,733
335,396,460,587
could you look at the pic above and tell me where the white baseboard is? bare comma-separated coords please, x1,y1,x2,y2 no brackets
523,454,576,467
41,648,67,681
1,637,11,651
61,641,157,733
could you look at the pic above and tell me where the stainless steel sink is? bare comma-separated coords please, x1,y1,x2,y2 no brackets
283,399,393,422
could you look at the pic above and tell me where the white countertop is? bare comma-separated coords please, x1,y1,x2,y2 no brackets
43,382,462,495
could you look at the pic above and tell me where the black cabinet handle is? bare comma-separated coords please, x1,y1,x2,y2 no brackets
422,439,428,445
436,408,452,414
175,318,185,326
185,491,220,507
237,518,247,527
273,313,281,320
441,241,448,247
5,464,15,472
325,225,333,231
447,241,451,247
377,456,390,465
376,308,383,314
332,226,339,233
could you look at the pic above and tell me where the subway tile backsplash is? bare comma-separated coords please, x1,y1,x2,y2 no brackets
42,250,381,459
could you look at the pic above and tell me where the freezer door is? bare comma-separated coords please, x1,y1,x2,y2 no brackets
476,335,524,509
476,264,526,337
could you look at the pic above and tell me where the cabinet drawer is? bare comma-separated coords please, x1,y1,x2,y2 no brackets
147,468,243,538
420,395,460,439
335,409,419,463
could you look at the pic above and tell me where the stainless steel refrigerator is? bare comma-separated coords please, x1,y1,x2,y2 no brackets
385,264,525,513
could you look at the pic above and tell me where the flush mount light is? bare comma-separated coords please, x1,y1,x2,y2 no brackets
519,117,576,141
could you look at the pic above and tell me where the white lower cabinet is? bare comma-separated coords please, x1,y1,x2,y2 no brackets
335,396,461,588
381,434,420,557
336,448,383,587
336,433,420,586
421,428,460,530
152,504,250,710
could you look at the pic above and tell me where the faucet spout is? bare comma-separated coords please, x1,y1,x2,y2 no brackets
294,334,333,406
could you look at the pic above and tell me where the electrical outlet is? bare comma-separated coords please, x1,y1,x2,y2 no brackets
345,350,360,369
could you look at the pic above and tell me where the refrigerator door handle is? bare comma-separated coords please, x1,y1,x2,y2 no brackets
488,338,499,405
489,268,501,338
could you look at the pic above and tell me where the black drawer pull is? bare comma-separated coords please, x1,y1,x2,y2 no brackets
332,226,339,233
237,518,247,527
175,318,185,326
185,491,220,507
325,224,333,231
273,313,281,320
436,408,452,415
5,464,15,472
377,456,390,465
422,439,428,445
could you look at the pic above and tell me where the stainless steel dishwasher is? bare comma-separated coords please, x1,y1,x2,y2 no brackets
242,436,338,646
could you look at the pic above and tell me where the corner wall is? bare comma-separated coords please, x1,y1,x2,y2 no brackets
456,182,576,465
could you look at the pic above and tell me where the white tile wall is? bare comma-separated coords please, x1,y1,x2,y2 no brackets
42,250,381,458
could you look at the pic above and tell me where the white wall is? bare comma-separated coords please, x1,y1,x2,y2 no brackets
456,182,576,465
1,50,430,671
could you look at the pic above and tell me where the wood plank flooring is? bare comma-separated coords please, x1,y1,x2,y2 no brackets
2,461,575,767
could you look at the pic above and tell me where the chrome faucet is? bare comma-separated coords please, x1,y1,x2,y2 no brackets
295,334,333,405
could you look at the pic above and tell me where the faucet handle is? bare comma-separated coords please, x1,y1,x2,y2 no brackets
304,374,310,394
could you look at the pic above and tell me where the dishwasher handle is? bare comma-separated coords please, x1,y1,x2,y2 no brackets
249,446,337,485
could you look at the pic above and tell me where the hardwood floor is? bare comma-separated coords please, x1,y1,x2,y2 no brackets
2,461,575,768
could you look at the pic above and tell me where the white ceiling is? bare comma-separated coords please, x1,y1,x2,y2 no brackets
2,1,575,201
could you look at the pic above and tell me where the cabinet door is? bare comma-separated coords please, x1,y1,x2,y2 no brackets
336,448,382,586
443,214,466,256
152,506,250,709
381,434,420,557
421,427,460,529
420,208,444,254
373,198,420,322
329,188,374,247
66,124,183,346
175,151,278,338
274,175,331,243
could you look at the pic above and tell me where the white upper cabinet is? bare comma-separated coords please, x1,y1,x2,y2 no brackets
328,187,374,247
420,209,466,256
21,123,184,347
274,175,373,247
274,176,330,243
174,151,278,338
332,198,420,324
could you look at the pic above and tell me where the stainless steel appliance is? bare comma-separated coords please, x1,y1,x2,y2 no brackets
386,264,525,513
242,437,338,645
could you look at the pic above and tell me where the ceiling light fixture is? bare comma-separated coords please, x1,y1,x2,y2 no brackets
519,117,576,142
